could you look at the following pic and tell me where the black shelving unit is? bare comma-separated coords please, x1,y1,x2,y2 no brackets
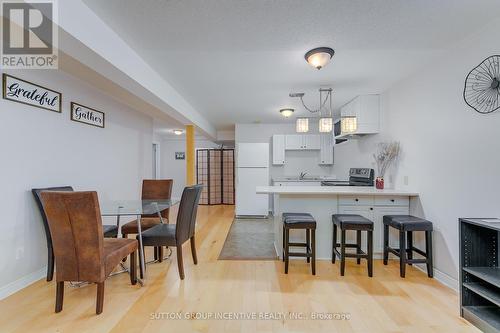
460,218,500,332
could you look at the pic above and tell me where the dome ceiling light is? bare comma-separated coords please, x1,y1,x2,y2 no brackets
279,108,295,118
173,129,184,135
304,47,335,70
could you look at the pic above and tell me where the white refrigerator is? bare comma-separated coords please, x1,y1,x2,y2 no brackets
235,143,269,217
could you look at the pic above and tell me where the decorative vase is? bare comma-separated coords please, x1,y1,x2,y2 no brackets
376,177,384,190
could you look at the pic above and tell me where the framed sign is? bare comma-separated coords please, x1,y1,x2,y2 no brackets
175,152,185,160
70,102,105,128
2,74,61,112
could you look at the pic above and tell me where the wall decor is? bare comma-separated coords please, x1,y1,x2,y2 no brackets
70,102,105,128
463,55,500,114
175,152,185,160
2,73,61,112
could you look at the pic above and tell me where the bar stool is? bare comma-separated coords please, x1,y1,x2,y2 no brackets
282,213,316,275
332,214,373,277
383,215,433,278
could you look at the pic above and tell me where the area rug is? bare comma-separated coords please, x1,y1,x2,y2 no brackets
218,218,278,260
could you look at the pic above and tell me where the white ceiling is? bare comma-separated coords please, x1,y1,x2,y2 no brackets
82,0,500,130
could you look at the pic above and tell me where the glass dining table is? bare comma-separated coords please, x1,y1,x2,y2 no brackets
100,199,179,285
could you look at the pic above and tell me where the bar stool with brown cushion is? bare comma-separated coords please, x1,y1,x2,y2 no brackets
41,191,138,315
121,179,173,260
139,185,203,280
32,186,119,282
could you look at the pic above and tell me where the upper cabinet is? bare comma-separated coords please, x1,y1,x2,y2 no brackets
337,94,380,138
272,134,333,166
285,134,320,150
272,134,286,165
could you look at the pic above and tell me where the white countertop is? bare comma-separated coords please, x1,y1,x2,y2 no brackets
256,185,419,196
272,176,337,182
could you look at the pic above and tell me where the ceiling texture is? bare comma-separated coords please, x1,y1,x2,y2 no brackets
83,0,500,130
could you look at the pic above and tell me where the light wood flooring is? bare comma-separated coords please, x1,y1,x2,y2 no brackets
0,205,478,333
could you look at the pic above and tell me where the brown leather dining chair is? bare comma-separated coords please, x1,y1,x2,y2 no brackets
139,185,203,280
40,191,138,315
32,186,119,282
121,179,173,260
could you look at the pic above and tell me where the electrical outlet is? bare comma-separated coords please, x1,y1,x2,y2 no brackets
16,247,24,260
404,176,409,186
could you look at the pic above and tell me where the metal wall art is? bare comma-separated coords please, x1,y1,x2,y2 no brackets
463,55,500,114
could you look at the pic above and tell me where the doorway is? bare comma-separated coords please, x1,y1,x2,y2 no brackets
152,143,160,179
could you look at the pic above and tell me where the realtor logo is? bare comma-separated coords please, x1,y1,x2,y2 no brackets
1,0,58,69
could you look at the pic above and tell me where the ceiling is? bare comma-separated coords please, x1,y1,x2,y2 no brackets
82,0,500,130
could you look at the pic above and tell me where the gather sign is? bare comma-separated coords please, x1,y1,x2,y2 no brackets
2,74,61,112
70,102,105,128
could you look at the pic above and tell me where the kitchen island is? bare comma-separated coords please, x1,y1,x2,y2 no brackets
256,186,419,260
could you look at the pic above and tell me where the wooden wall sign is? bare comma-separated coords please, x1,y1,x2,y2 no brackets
70,102,105,128
2,74,61,113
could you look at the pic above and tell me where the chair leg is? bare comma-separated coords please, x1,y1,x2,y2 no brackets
340,229,346,276
130,250,137,285
190,236,198,265
158,246,164,263
368,230,373,277
383,224,389,265
122,234,128,262
282,224,285,262
407,231,413,265
154,247,158,261
139,246,145,279
176,245,185,280
399,230,407,278
306,228,310,263
356,230,362,265
332,224,337,264
55,281,64,313
426,230,434,278
47,245,55,282
96,282,105,315
284,228,290,274
311,229,316,276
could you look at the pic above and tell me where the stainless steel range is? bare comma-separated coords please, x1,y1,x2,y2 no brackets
321,168,374,187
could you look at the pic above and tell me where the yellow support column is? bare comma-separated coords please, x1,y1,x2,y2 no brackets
186,125,195,185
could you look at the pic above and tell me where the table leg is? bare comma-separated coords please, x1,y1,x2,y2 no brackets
136,214,146,285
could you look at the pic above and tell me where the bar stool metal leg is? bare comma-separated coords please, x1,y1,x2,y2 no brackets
340,229,346,276
425,230,433,278
282,224,285,262
383,224,389,265
399,230,406,278
284,228,290,274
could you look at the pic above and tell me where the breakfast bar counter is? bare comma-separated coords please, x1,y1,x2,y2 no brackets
256,186,420,260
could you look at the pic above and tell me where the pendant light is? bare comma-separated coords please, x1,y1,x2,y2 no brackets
319,117,333,133
296,118,309,133
341,116,357,134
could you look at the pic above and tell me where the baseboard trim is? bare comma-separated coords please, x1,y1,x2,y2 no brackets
0,267,46,300
414,263,458,291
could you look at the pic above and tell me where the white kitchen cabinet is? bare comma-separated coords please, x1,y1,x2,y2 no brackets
319,134,334,165
285,134,320,150
272,135,285,165
338,94,380,137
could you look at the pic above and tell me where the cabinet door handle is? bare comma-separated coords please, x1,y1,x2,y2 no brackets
355,198,359,202
370,207,373,210
390,199,395,202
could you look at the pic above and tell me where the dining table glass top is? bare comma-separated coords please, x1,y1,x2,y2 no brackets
100,199,179,216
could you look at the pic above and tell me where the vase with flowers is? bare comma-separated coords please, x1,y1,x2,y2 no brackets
373,141,400,189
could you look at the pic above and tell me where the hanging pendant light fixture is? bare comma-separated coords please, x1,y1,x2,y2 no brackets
290,88,334,133
319,117,333,133
296,118,309,133
305,47,335,70
341,116,357,134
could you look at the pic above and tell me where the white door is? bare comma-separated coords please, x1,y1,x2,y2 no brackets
272,135,285,165
304,135,320,150
237,143,269,167
285,135,304,150
152,143,160,179
236,168,269,216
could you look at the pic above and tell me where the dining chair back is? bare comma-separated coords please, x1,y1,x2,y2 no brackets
142,179,173,219
176,184,203,244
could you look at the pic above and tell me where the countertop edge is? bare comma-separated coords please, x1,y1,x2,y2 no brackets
256,185,419,196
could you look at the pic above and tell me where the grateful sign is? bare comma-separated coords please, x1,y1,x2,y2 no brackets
2,74,61,112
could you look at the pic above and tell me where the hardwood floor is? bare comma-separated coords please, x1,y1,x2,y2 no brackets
0,205,478,333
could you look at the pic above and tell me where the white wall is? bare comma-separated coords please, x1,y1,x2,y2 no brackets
159,139,219,198
0,69,154,298
332,19,500,285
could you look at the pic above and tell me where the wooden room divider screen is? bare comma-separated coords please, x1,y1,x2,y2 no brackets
196,149,234,205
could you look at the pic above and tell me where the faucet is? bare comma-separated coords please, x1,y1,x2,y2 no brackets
299,171,308,180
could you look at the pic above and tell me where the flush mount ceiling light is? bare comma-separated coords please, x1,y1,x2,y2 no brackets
296,118,309,133
304,47,335,70
279,108,294,118
173,129,184,135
